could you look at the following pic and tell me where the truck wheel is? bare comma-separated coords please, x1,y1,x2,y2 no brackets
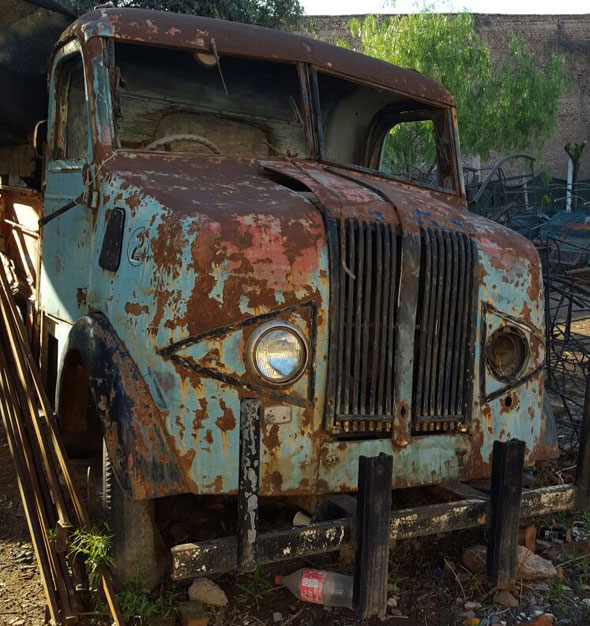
90,438,165,590
60,362,166,590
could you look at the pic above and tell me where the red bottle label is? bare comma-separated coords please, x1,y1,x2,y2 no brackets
299,569,325,604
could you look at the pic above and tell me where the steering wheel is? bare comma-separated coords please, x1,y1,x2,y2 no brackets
144,133,221,154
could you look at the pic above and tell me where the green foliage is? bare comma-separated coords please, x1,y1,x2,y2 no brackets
60,0,303,30
347,12,570,160
116,577,180,625
235,565,274,608
381,119,437,183
68,524,115,592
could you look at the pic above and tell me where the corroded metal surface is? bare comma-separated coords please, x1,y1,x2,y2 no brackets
56,7,454,111
170,483,575,579
37,6,556,502
81,152,554,497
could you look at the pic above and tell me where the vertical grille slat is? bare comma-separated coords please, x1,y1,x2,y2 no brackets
436,232,452,416
455,235,474,412
449,234,466,415
442,234,460,415
430,230,445,416
359,223,372,414
412,228,477,434
342,220,355,415
351,219,364,415
423,229,438,417
335,220,347,417
377,225,391,415
384,227,397,416
369,222,384,416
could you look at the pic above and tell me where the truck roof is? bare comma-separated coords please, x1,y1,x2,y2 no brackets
63,7,454,107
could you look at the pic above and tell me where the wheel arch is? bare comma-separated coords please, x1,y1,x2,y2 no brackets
57,313,188,500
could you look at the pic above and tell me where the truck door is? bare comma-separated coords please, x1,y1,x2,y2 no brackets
40,48,93,325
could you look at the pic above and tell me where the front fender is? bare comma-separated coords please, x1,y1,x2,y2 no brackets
59,313,188,499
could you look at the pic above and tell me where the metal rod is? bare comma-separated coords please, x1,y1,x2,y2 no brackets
237,399,261,572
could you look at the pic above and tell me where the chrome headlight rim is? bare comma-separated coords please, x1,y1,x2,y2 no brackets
486,325,530,383
246,320,309,386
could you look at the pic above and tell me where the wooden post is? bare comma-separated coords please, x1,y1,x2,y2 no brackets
487,439,525,588
353,453,393,619
576,372,590,509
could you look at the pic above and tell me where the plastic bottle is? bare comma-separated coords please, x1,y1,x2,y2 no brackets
275,568,353,609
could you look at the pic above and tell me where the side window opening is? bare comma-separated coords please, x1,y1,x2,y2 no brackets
52,55,89,161
380,119,437,183
373,110,454,191
317,70,456,193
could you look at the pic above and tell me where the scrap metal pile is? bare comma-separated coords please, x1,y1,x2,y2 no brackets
466,153,590,456
0,257,123,625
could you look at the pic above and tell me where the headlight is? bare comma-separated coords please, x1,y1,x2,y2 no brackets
486,326,529,382
247,321,307,385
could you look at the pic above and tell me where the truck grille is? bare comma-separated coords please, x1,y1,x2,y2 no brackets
325,218,477,437
412,229,477,433
326,218,401,434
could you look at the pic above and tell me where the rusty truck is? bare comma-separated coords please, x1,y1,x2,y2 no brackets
2,0,578,615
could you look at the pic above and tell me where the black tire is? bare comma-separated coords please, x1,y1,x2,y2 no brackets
62,377,166,590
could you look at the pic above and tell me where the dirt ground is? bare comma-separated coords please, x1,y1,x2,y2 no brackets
0,432,46,626
2,416,590,626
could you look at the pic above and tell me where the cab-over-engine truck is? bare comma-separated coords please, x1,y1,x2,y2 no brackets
1,1,585,618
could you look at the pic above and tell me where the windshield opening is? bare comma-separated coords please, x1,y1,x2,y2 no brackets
316,71,457,193
112,42,308,159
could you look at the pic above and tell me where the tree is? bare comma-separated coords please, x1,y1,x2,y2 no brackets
347,12,570,161
61,0,303,30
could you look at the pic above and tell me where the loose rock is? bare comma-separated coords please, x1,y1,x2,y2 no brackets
177,601,209,626
525,614,554,626
462,546,487,574
517,547,557,580
462,545,557,580
495,590,519,608
188,578,228,607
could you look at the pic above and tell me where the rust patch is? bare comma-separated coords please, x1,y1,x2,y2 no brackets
268,470,283,494
76,288,87,307
262,424,280,453
215,400,236,432
125,302,149,316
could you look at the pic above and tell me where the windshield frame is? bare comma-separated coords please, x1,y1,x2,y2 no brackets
106,39,314,160
309,65,463,197
97,37,462,197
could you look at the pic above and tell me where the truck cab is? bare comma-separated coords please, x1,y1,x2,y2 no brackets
0,6,556,586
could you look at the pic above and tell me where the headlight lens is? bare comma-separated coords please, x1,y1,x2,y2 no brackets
486,326,528,381
249,322,307,384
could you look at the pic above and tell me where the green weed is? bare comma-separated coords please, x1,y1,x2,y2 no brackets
117,577,180,625
235,565,274,608
68,524,115,592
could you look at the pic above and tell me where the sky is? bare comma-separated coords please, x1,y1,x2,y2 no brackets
301,0,589,16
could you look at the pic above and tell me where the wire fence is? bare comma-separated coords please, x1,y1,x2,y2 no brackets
467,156,590,458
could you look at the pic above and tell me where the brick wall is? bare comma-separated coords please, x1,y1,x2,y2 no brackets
301,14,590,180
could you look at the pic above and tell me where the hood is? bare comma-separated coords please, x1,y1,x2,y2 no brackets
102,151,472,226
101,151,542,328
102,151,537,251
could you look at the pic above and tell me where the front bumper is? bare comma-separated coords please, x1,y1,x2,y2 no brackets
171,482,575,579
170,396,586,619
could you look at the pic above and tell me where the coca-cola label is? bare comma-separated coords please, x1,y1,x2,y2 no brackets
299,569,325,604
